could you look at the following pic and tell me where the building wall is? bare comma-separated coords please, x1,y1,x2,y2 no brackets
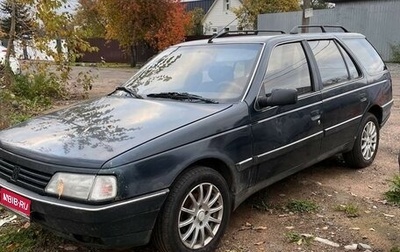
203,0,242,35
258,0,400,61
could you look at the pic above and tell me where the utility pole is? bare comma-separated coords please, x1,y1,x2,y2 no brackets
302,0,311,33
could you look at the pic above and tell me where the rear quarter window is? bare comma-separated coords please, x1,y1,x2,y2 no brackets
342,38,385,75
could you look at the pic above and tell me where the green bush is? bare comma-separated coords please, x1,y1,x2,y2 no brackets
0,72,67,129
11,73,66,105
391,43,400,63
385,175,400,206
335,203,360,217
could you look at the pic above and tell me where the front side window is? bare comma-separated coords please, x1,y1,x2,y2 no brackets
264,42,312,95
309,40,349,86
123,44,262,103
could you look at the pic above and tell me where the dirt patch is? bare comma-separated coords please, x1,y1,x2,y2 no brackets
1,64,399,252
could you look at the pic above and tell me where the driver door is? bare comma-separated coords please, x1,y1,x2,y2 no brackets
251,41,324,184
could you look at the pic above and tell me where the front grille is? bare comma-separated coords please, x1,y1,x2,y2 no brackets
0,158,52,193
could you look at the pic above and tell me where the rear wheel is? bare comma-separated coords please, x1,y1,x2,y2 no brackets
343,113,379,168
154,166,231,252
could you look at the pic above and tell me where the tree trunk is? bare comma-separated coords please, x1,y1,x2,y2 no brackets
3,0,16,85
130,44,137,68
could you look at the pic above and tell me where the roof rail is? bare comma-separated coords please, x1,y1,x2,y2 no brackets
208,30,286,43
289,25,350,34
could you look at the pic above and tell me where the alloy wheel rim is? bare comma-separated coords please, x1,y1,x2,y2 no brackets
361,121,377,160
178,182,224,249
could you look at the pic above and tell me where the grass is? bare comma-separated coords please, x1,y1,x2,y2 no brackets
335,203,360,217
0,222,63,252
390,247,400,252
285,231,302,243
385,175,400,206
74,62,132,68
286,199,318,213
285,231,314,245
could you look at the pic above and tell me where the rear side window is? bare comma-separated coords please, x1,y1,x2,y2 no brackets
264,42,312,95
309,40,350,86
342,38,385,75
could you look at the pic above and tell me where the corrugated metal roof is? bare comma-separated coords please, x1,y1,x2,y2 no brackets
184,0,215,12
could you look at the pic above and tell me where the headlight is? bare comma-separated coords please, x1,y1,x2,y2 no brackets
45,173,117,201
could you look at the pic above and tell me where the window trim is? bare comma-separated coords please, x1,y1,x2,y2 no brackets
255,40,317,112
336,41,362,80
262,41,314,94
307,39,362,88
336,39,366,79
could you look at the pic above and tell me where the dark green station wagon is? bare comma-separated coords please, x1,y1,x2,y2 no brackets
0,26,393,251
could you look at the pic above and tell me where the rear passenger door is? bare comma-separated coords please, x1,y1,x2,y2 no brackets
307,39,367,155
251,42,323,184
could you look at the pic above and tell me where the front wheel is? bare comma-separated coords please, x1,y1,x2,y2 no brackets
343,113,380,168
154,166,231,252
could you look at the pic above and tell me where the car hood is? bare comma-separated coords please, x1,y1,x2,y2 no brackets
0,96,231,168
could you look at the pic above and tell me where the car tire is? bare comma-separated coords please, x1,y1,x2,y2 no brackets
154,166,231,252
343,113,379,168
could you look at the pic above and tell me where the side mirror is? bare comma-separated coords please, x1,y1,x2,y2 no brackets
258,88,298,108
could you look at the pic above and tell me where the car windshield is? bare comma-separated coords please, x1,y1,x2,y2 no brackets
122,43,263,103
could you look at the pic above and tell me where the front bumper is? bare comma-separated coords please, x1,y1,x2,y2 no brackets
0,177,168,248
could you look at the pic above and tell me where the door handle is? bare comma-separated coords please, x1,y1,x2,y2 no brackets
359,93,367,102
310,110,321,121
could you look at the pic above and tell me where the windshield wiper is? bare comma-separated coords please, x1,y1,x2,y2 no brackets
110,86,143,99
147,92,219,104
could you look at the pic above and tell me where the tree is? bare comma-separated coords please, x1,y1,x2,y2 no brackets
98,0,190,66
1,0,16,86
1,0,97,129
0,27,5,37
73,0,106,38
1,0,96,92
186,7,205,36
311,0,329,9
233,0,300,30
144,1,191,50
0,0,33,38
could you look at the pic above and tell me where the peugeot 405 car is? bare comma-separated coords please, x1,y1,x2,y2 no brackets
0,26,393,252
